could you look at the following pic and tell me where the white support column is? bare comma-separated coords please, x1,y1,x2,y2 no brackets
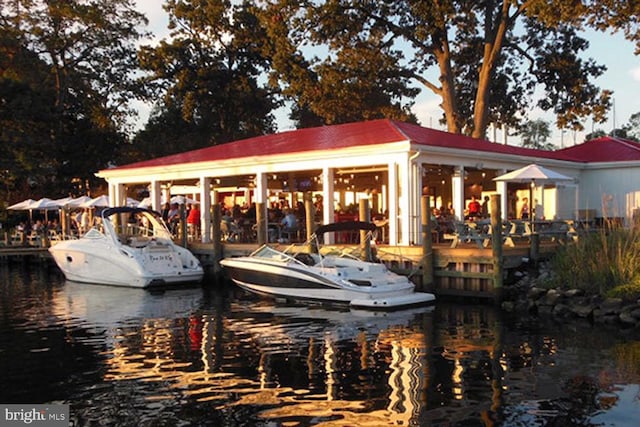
150,180,162,212
108,182,117,206
387,162,399,245
255,171,268,219
452,166,465,221
398,158,411,246
321,167,335,225
322,167,335,244
253,173,266,204
496,175,507,221
114,183,126,207
409,158,422,245
200,177,211,243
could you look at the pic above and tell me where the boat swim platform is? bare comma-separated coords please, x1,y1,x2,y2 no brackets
190,238,559,301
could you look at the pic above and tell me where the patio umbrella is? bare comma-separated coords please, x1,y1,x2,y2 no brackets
170,195,199,205
80,195,110,208
66,196,93,208
29,198,61,210
7,198,37,222
493,164,574,184
494,164,574,225
23,198,60,222
7,199,36,210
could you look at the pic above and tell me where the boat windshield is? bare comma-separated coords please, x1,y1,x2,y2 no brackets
251,245,291,261
105,209,173,242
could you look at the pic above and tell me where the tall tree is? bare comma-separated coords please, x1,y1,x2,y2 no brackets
519,119,554,150
255,0,614,138
0,0,148,200
623,112,640,142
134,0,278,156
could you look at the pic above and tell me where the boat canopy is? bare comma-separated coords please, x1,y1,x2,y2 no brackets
101,206,160,218
314,221,377,236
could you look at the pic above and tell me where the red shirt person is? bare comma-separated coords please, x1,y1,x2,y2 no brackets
467,195,481,219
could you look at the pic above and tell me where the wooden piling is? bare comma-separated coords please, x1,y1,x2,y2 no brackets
304,193,315,241
180,203,187,247
359,198,371,261
256,202,266,245
211,203,222,273
490,194,503,302
421,195,434,291
530,233,540,263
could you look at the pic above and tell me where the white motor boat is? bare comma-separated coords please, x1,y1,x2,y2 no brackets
49,207,204,288
220,221,435,310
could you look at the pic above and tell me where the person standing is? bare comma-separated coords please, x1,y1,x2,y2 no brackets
186,203,201,239
467,195,481,219
520,197,530,220
481,195,490,218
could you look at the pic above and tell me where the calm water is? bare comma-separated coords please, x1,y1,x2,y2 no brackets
1,265,639,426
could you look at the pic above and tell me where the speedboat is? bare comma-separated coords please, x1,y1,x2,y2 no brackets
49,206,204,288
220,221,435,310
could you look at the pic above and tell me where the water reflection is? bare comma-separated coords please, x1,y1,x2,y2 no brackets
1,267,640,426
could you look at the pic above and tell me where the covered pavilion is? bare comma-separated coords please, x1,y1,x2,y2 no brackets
96,119,640,245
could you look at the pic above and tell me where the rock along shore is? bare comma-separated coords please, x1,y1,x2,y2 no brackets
501,261,640,327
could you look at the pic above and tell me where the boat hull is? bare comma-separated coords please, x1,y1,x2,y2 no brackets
221,257,435,310
49,240,203,288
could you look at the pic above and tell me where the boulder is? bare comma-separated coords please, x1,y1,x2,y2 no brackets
599,298,623,315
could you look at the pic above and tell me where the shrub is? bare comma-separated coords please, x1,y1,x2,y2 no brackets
547,227,640,295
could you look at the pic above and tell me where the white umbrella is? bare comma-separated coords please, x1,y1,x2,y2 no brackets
7,198,37,222
494,164,574,225
170,195,199,205
66,196,93,208
28,198,61,210
493,164,574,184
53,196,75,207
80,195,110,208
7,199,36,210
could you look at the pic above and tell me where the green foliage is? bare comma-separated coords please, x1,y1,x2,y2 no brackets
256,1,613,138
548,227,640,297
606,282,640,300
0,0,146,202
519,119,555,150
133,0,278,157
583,112,640,142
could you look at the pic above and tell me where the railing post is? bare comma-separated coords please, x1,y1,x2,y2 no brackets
421,195,434,292
490,194,503,303
359,198,371,261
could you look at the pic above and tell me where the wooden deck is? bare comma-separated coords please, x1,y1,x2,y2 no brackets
2,235,559,301
190,237,560,301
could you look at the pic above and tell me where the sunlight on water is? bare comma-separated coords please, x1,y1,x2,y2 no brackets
1,266,640,425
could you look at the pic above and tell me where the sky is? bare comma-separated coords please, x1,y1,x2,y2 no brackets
133,1,640,148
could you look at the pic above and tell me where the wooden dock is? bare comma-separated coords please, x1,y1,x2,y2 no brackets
190,237,558,302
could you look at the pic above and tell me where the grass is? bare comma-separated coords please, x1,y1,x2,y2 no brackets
545,224,640,300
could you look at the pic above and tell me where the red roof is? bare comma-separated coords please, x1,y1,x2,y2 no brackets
554,136,640,162
110,119,630,171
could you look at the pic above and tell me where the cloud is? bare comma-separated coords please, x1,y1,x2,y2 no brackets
631,66,640,82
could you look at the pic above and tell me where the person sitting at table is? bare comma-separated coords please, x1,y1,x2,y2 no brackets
467,195,481,219
520,197,530,220
280,208,299,242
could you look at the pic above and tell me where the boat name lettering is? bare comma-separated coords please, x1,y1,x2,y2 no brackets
149,254,172,262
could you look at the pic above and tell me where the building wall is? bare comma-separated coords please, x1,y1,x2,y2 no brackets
580,166,640,223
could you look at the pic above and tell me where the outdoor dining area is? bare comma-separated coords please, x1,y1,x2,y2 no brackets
2,195,143,247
